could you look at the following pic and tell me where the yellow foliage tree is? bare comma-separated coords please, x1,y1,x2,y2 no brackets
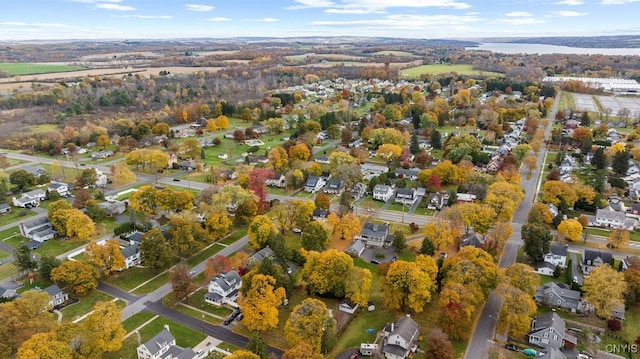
76,301,126,357
111,162,137,186
608,228,630,249
248,215,277,250
345,266,372,306
282,342,323,359
497,283,537,338
85,239,126,275
376,143,402,159
424,219,460,249
334,213,362,240
382,255,438,313
268,146,289,171
215,115,230,129
224,350,260,359
240,274,286,332
65,209,96,240
503,263,540,296
16,332,73,359
289,143,311,161
557,219,582,241
285,298,333,353
50,260,100,296
542,180,578,207
583,264,627,318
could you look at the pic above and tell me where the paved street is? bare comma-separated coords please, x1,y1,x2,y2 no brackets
463,92,559,359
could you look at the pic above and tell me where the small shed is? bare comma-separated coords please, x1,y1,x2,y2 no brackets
360,343,378,356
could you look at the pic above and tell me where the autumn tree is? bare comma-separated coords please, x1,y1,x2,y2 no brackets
180,138,203,160
333,212,362,241
484,181,524,221
240,274,286,332
248,168,273,203
423,328,455,359
522,223,552,262
75,301,126,357
215,115,230,129
248,215,278,250
285,298,334,353
458,203,496,236
583,264,628,318
268,146,289,172
205,212,232,241
301,249,355,298
111,162,137,186
439,300,474,340
423,219,460,249
282,342,323,359
314,193,330,210
497,283,538,337
225,350,260,359
444,134,481,163
140,228,174,272
512,144,532,162
170,263,196,304
16,332,73,359
50,260,100,296
557,219,582,241
167,212,209,256
609,228,630,249
382,255,438,313
205,255,232,281
503,263,540,296
441,247,500,301
542,180,578,208
0,290,57,356
289,143,311,161
301,221,331,251
84,239,126,276
523,155,538,174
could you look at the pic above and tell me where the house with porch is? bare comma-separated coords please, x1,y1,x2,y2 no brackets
304,175,326,193
395,188,417,206
355,222,391,248
595,208,626,228
44,284,69,307
120,243,140,269
543,243,568,269
350,182,366,200
382,315,420,359
426,192,445,210
48,182,70,197
324,178,345,195
535,282,581,312
372,184,394,202
528,312,577,349
205,270,242,307
582,250,613,274
136,325,197,359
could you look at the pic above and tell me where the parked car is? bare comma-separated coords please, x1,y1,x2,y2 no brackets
371,259,380,264
505,344,519,352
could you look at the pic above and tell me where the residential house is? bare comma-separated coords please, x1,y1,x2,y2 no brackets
346,239,366,257
12,189,46,208
177,160,196,171
312,208,330,222
44,284,69,307
324,178,345,195
91,150,113,159
394,168,420,181
608,195,627,213
595,208,626,228
314,155,330,164
350,182,366,200
355,222,391,248
265,174,286,188
205,270,242,307
247,155,269,165
19,217,56,242
382,315,420,359
339,299,359,314
426,193,445,210
361,163,389,179
120,243,140,269
582,250,613,274
535,282,581,312
0,203,11,215
537,348,567,359
456,193,477,204
0,286,16,299
547,204,559,218
20,165,45,178
486,157,501,174
372,184,394,202
136,325,197,359
622,255,640,271
537,262,557,277
48,182,70,197
559,155,576,174
460,231,484,248
528,312,577,349
247,246,276,267
395,188,417,206
544,243,568,269
304,175,326,193
99,200,127,217
629,202,640,216
93,168,108,188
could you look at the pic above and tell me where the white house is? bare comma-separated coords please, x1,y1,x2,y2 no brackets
12,189,46,208
47,182,70,197
595,208,626,228
395,188,417,206
120,243,140,269
543,243,568,269
304,175,326,193
43,284,69,307
19,217,56,242
382,315,420,359
372,184,394,202
91,150,113,159
205,270,242,307
339,299,359,314
136,325,197,359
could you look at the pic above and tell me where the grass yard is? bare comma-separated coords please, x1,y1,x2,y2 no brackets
186,244,226,267
219,227,248,245
620,304,640,343
188,289,234,317
558,91,576,111
61,291,116,322
34,238,88,257
106,266,162,292
16,274,53,294
139,316,206,348
132,272,170,294
122,312,156,333
386,202,411,213
0,262,17,280
373,50,416,56
103,335,138,359
0,250,8,260
27,124,59,134
0,63,85,76
401,64,503,79
0,208,37,227
357,196,385,210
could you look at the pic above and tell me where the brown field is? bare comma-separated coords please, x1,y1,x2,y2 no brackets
79,52,161,61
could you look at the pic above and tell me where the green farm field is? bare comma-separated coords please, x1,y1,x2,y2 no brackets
0,63,85,76
401,64,503,79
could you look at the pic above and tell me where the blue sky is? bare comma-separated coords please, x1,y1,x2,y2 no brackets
1,0,639,41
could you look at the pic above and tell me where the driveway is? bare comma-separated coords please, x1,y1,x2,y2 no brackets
570,251,584,285
360,246,397,264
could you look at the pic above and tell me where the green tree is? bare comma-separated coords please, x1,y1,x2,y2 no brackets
392,230,406,250
444,134,481,163
591,147,606,169
301,221,331,251
245,333,268,359
420,236,435,255
9,169,36,192
38,256,61,281
248,215,277,250
612,150,631,175
140,228,174,272
409,134,421,155
15,244,37,274
0,169,10,201
522,223,552,262
431,130,442,150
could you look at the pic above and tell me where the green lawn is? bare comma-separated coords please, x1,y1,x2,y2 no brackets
621,304,640,343
358,196,385,210
0,250,9,260
0,262,18,280
132,272,170,294
219,227,248,245
386,202,411,213
188,289,234,317
16,274,53,294
186,244,226,267
103,335,138,359
0,226,26,248
139,317,206,349
122,312,156,333
34,238,88,257
27,124,59,134
105,266,162,292
0,208,37,227
61,291,116,322
0,63,85,76
401,64,503,79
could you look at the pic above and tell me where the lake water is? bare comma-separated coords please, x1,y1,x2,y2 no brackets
466,42,640,56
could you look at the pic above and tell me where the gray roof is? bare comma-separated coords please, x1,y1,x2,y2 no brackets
313,208,329,218
596,208,625,222
44,284,63,297
360,222,389,238
305,175,321,187
395,168,420,177
549,243,568,256
346,239,365,255
141,328,176,356
248,246,275,265
584,250,613,265
396,188,416,197
48,182,66,190
460,231,483,248
120,243,139,258
387,315,420,343
210,270,241,292
327,178,344,190
537,347,567,359
536,282,581,304
373,184,392,193
0,203,11,211
531,312,565,334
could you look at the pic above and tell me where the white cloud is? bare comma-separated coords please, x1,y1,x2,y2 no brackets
67,0,122,3
311,13,483,29
185,4,214,12
0,21,72,28
119,15,173,19
288,0,471,13
555,0,584,4
206,17,231,21
97,3,135,10
505,11,533,17
260,18,279,22
496,18,545,25
549,10,587,16
600,0,640,3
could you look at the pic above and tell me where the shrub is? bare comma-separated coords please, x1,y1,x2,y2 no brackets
608,318,622,332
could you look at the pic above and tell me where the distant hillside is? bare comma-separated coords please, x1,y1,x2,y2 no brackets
481,35,640,48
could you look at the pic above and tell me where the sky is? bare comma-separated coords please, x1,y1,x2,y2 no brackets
1,0,640,41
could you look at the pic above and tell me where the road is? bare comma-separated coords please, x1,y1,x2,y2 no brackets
463,92,559,359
